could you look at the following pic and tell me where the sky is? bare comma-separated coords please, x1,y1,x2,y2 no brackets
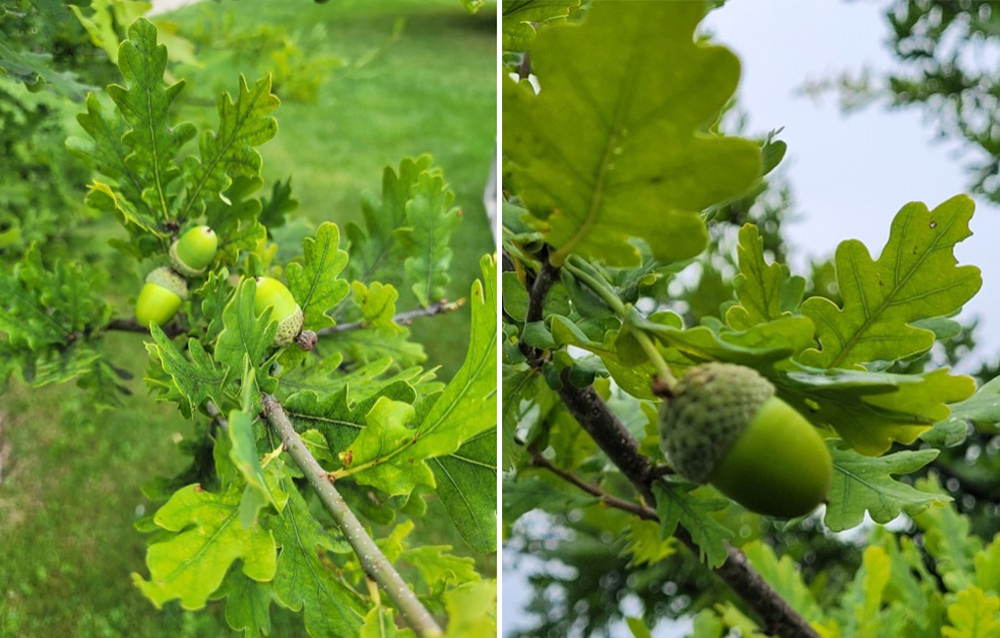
705,0,999,370
503,1,999,636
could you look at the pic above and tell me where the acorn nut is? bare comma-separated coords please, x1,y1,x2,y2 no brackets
658,362,832,518
254,276,304,348
135,267,188,328
169,226,218,277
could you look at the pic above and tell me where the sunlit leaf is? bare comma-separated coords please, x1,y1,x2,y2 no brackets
801,195,981,368
133,483,277,610
504,1,760,266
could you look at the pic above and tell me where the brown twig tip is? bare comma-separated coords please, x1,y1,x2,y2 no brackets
296,329,318,351
106,317,185,338
651,377,674,398
528,446,658,521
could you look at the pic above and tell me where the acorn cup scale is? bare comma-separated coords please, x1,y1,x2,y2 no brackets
254,276,304,347
169,226,218,277
658,362,832,518
135,267,188,328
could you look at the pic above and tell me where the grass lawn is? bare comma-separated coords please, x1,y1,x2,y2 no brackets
168,0,497,375
0,1,495,636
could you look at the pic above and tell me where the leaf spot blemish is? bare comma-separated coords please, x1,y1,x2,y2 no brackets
929,220,937,228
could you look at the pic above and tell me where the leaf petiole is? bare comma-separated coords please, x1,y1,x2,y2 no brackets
563,256,675,388
260,443,284,468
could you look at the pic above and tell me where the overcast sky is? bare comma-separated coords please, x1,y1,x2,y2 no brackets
705,0,999,369
503,1,999,636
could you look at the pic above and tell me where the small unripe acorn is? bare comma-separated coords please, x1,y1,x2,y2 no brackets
253,276,304,348
135,267,188,328
658,362,832,518
169,226,218,277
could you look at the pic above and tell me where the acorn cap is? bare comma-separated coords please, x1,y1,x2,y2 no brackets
146,267,188,300
273,305,304,347
169,240,200,277
658,362,774,484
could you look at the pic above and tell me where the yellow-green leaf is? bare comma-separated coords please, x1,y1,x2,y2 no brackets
503,0,761,266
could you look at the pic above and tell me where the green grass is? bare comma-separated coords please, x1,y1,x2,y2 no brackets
0,1,495,636
0,339,234,637
169,0,497,374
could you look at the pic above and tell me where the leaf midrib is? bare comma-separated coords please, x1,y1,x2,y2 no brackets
549,29,644,265
181,79,267,220
829,209,962,368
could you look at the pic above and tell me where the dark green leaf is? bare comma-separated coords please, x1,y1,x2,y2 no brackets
430,427,498,553
653,481,732,569
825,443,945,532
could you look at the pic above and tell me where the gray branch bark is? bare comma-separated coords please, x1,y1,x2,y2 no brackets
517,258,821,638
261,394,443,638
104,300,461,340
317,299,462,335
555,377,822,638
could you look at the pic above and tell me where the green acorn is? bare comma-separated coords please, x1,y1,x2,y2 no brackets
658,362,832,518
135,267,188,328
254,276,304,348
169,226,218,277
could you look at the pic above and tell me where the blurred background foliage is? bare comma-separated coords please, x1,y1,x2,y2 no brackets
801,0,1000,204
0,0,495,635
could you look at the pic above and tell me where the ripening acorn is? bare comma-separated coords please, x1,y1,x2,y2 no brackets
135,267,188,328
658,362,832,518
254,276,304,347
169,226,218,277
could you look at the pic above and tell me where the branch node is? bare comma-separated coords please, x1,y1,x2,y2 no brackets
296,329,318,351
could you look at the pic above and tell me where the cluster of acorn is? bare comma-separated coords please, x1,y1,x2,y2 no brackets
135,226,304,347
